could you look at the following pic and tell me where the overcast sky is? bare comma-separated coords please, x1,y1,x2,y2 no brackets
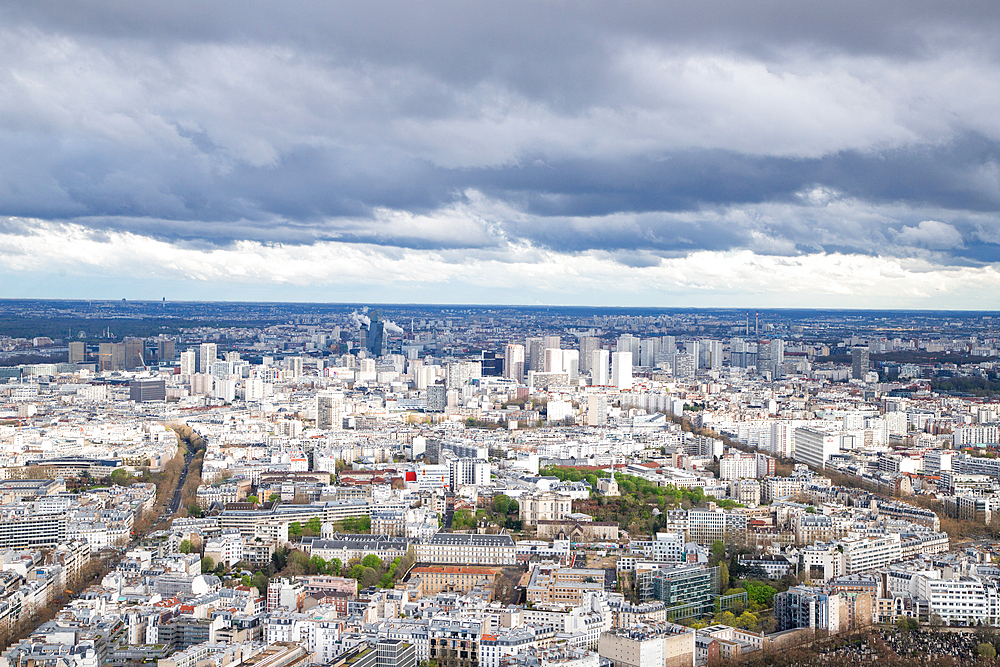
2,1,1000,307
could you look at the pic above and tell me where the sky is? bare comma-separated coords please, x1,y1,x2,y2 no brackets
2,1,1000,308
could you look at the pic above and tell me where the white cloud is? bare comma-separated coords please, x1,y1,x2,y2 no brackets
895,220,964,249
2,218,1000,309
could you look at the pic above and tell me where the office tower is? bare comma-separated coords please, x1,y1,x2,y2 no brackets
591,349,610,385
504,344,525,382
129,379,165,403
639,338,660,368
702,340,723,370
108,342,126,371
368,311,385,357
561,349,579,380
180,350,197,376
481,351,503,377
579,336,600,374
68,341,85,364
199,342,218,373
543,335,561,350
289,356,304,378
123,338,144,370
316,392,344,431
543,347,563,373
852,347,870,380
157,339,176,362
611,351,633,389
526,337,545,372
97,343,111,372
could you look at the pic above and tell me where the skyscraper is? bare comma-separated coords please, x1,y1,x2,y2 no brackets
611,351,633,389
526,337,545,372
543,347,563,373
481,351,503,376
561,349,579,380
199,342,218,373
504,343,525,382
591,349,610,385
587,394,608,426
852,347,870,380
180,349,197,376
769,339,785,377
124,338,144,370
578,336,600,374
701,340,723,370
617,334,640,366
157,339,176,362
730,338,747,367
316,392,344,430
367,311,385,357
68,341,85,364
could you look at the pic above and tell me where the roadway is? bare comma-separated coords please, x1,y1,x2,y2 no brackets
168,448,196,514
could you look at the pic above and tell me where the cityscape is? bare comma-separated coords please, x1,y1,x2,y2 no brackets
3,0,1000,666
0,301,999,667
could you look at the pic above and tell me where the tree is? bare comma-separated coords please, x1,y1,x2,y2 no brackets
271,547,289,572
305,516,322,535
252,572,269,594
331,558,342,576
493,494,512,515
360,566,379,589
736,611,759,630
716,611,737,627
744,581,777,607
452,509,476,530
896,616,918,632
289,522,302,536
179,539,194,554
711,540,726,563
110,468,131,486
269,493,281,502
201,556,215,573
188,504,202,518
719,563,730,591
979,643,996,659
309,555,329,575
362,554,382,570
247,495,259,504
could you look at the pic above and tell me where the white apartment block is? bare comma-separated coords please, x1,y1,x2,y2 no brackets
719,452,757,480
841,534,902,575
915,575,1000,625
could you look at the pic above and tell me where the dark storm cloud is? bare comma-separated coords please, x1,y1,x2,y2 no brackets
0,0,999,268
